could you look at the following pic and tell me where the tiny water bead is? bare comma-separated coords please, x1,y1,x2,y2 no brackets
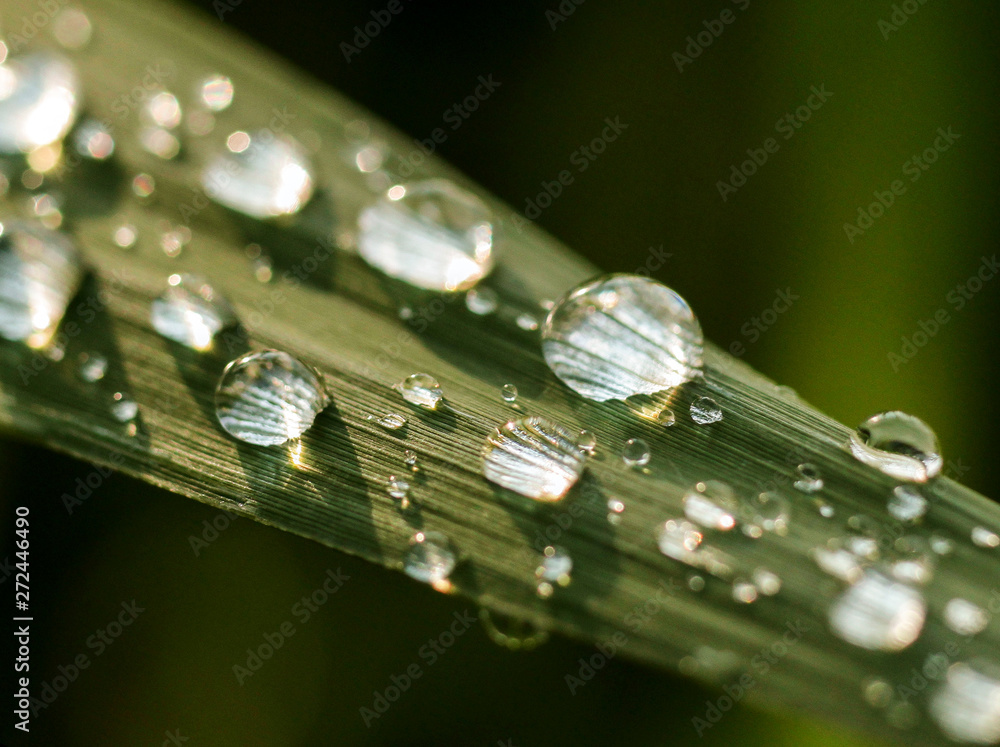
113,223,138,249
752,568,782,596
111,392,138,422
403,449,419,470
73,119,115,160
214,350,329,446
690,396,723,425
606,498,625,525
657,409,677,427
199,75,235,112
540,274,703,402
386,475,411,508
357,179,496,292
576,429,597,455
515,312,539,332
888,486,928,523
732,579,758,604
656,519,734,577
536,546,573,594
793,463,824,494
202,132,315,219
403,531,456,588
930,663,1000,744
131,173,156,198
683,480,737,531
464,286,498,315
827,571,925,652
150,274,237,351
972,526,1000,549
374,412,407,431
740,491,790,537
145,91,182,129
0,52,80,153
52,7,93,50
0,220,84,348
944,598,989,636
848,411,942,483
500,383,518,403
395,372,443,410
482,416,585,502
77,353,107,383
621,438,650,468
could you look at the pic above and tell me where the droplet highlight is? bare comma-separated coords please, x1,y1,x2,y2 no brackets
848,411,942,483
482,416,586,502
150,274,237,351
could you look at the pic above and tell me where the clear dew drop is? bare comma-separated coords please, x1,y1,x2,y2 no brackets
481,416,586,502
403,531,457,588
656,519,734,577
465,287,498,315
690,396,723,425
145,91,182,129
576,429,597,455
515,312,539,332
621,438,650,468
73,118,114,160
888,485,928,523
818,502,836,518
131,173,155,199
740,491,790,537
827,571,925,652
479,608,548,651
814,545,864,584
540,274,703,402
500,383,518,403
199,74,234,112
111,392,138,422
683,480,737,531
536,545,573,590
930,663,1000,745
848,411,942,483
931,534,955,555
972,527,1000,548
140,126,181,160
890,535,935,585
202,131,314,219
752,568,782,596
0,52,80,153
376,412,407,431
357,179,496,292
113,222,137,249
150,274,237,351
944,598,989,636
0,220,84,348
793,463,824,493
403,449,419,470
77,352,107,383
657,408,677,427
395,372,443,410
214,350,329,446
386,474,410,501
732,579,758,604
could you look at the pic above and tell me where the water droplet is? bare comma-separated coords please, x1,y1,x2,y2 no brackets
683,480,737,531
944,598,988,636
403,449,419,470
818,502,836,518
387,474,410,501
465,287,498,315
848,411,942,483
145,91,181,129
357,179,496,292
690,396,723,425
576,429,597,454
500,383,518,403
657,519,734,577
540,274,703,402
29,193,62,229
930,535,954,555
131,173,155,199
814,546,864,584
214,350,329,446
199,74,234,112
202,132,314,218
0,52,79,153
606,497,625,524
972,526,1000,548
930,663,1000,744
403,531,456,588
793,463,824,493
354,144,383,173
740,491,790,536
621,438,650,468
482,416,585,502
139,126,180,160
828,571,925,651
395,372,443,410
111,392,138,422
888,486,928,523
657,408,677,427
688,575,706,592
77,353,107,383
151,274,237,351
376,412,407,431
515,312,539,332
52,7,93,50
72,118,114,160
479,608,548,651
113,222,137,249
752,568,781,596
0,220,83,348
890,535,935,585
536,546,572,587
732,579,758,604
863,678,894,708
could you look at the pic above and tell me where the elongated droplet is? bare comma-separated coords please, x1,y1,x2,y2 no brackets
930,663,1000,744
0,220,83,348
482,416,585,502
376,412,407,431
403,531,456,586
828,571,925,651
540,274,703,402
793,463,824,493
0,52,79,153
888,486,928,523
972,526,1000,548
622,438,650,467
357,179,496,291
202,132,314,218
684,480,737,531
151,274,237,351
215,350,329,446
849,411,942,482
690,396,723,424
395,372,443,410
656,519,734,577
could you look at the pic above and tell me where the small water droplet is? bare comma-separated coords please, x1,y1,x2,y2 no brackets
657,519,734,577
52,7,93,50
657,409,677,427
199,74,234,112
972,526,1000,548
73,118,114,160
740,491,790,536
930,535,954,555
500,383,518,403
403,449,419,470
145,91,181,129
622,438,650,468
77,353,107,383
403,531,456,589
515,312,539,331
814,546,864,583
482,416,585,502
690,396,723,425
111,391,138,422
113,222,137,249
849,411,942,483
576,429,597,454
793,463,824,493
151,274,237,351
536,546,572,588
0,52,80,153
683,480,737,531
732,579,758,604
140,126,180,160
465,287,498,315
752,568,781,596
357,179,496,292
828,571,925,651
387,474,410,501
376,412,407,431
214,350,329,446
930,663,1000,744
688,575,706,592
606,497,625,525
863,678,894,708
888,486,928,523
132,173,155,199
395,372,443,410
479,608,548,651
540,274,703,402
890,535,935,585
944,598,988,636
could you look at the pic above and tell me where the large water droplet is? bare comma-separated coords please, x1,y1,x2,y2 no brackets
202,131,314,218
214,350,329,446
888,485,928,523
0,52,79,153
150,274,237,351
395,372,443,410
540,274,703,402
656,519,734,577
482,416,585,502
944,598,989,636
403,531,456,588
684,480,737,531
621,438,650,468
849,411,942,482
0,220,83,348
827,571,925,651
690,396,723,425
500,383,518,403
930,663,1000,744
357,179,496,292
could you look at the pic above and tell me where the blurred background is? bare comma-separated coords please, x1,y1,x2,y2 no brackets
2,0,999,744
